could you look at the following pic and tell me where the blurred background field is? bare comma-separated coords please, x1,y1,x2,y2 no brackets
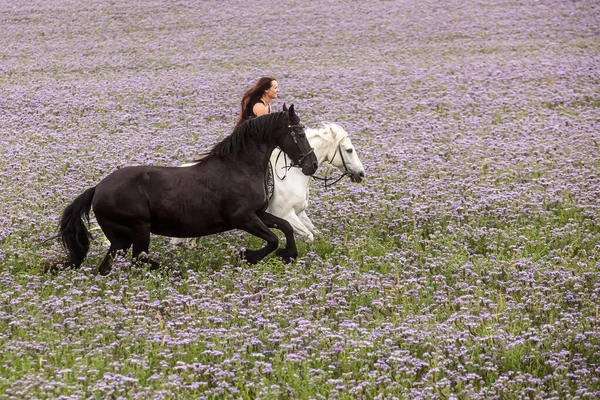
1,0,599,398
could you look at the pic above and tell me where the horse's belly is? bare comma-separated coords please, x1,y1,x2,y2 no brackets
150,218,230,238
149,208,230,238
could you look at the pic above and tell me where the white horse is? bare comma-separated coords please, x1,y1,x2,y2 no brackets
267,123,365,241
172,123,364,245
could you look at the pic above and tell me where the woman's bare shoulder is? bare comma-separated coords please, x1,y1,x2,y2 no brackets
252,102,269,117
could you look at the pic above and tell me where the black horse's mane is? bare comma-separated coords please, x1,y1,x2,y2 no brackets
202,111,288,162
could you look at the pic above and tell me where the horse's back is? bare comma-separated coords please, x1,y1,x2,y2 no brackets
92,166,154,215
91,163,233,236
97,165,166,183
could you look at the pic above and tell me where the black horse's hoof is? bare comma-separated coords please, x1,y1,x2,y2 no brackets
276,249,297,264
134,253,160,271
242,249,260,265
147,259,160,271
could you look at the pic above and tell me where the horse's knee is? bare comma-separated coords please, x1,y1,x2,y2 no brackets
265,232,280,249
274,218,293,233
289,221,311,238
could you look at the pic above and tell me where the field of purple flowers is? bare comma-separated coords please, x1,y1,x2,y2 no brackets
1,0,600,398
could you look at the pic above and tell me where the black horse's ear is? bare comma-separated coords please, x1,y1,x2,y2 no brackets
282,103,287,112
289,104,295,115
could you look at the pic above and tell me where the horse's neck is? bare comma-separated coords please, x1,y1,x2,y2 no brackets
233,142,276,175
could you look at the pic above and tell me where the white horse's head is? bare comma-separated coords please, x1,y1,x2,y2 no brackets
317,123,365,183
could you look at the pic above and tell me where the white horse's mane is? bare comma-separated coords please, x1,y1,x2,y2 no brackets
306,122,349,147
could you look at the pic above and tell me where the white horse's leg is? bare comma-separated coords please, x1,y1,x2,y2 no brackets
282,211,314,242
171,237,187,246
171,237,199,247
298,210,319,236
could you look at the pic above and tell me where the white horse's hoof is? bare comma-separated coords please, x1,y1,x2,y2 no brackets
171,237,187,246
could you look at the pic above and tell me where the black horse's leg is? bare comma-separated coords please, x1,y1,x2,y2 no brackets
237,214,281,264
131,224,159,270
97,219,133,275
98,245,131,275
259,212,298,263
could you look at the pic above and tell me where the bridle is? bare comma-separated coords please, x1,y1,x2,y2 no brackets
288,124,314,167
274,126,352,189
311,140,352,189
274,124,314,180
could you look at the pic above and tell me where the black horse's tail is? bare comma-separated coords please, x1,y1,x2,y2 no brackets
59,186,96,268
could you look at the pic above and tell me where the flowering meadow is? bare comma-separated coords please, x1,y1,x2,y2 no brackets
1,0,600,398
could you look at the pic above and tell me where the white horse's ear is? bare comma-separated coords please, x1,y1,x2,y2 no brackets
329,127,337,138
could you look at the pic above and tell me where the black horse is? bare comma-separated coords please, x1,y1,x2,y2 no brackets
59,104,318,275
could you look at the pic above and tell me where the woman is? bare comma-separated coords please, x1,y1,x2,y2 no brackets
235,76,280,199
236,76,279,126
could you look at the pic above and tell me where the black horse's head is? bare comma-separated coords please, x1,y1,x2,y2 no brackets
278,104,318,176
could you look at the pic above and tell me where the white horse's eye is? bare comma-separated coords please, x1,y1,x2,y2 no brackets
346,148,354,153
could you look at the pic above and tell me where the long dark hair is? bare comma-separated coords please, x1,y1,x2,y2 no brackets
236,76,276,126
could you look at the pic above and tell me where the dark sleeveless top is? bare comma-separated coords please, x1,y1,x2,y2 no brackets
244,99,271,120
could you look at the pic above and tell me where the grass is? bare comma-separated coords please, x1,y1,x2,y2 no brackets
2,0,600,398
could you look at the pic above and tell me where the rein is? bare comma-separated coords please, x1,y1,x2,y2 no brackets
274,149,291,180
312,143,351,189
288,124,315,167
274,123,315,180
274,127,352,189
